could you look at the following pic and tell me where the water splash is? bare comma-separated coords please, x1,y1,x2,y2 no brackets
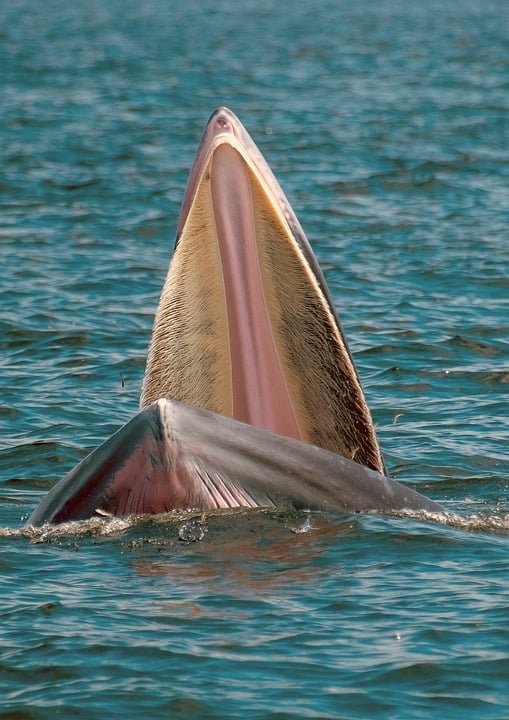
2,506,508,543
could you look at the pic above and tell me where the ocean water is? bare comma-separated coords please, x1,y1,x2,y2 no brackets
1,0,508,717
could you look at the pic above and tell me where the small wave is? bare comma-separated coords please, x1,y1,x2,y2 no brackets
446,512,509,533
0,514,132,541
395,507,509,533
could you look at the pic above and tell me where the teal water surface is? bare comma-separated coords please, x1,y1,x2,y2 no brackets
1,0,508,718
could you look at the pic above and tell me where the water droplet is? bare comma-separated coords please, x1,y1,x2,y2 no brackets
178,519,207,542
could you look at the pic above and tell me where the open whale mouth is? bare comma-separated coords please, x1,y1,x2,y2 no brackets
141,107,384,474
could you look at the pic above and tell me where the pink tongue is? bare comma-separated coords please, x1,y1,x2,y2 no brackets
210,143,300,441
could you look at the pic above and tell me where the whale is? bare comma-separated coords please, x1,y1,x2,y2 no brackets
26,108,443,526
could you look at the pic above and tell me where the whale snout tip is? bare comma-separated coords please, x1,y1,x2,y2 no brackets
208,107,238,135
